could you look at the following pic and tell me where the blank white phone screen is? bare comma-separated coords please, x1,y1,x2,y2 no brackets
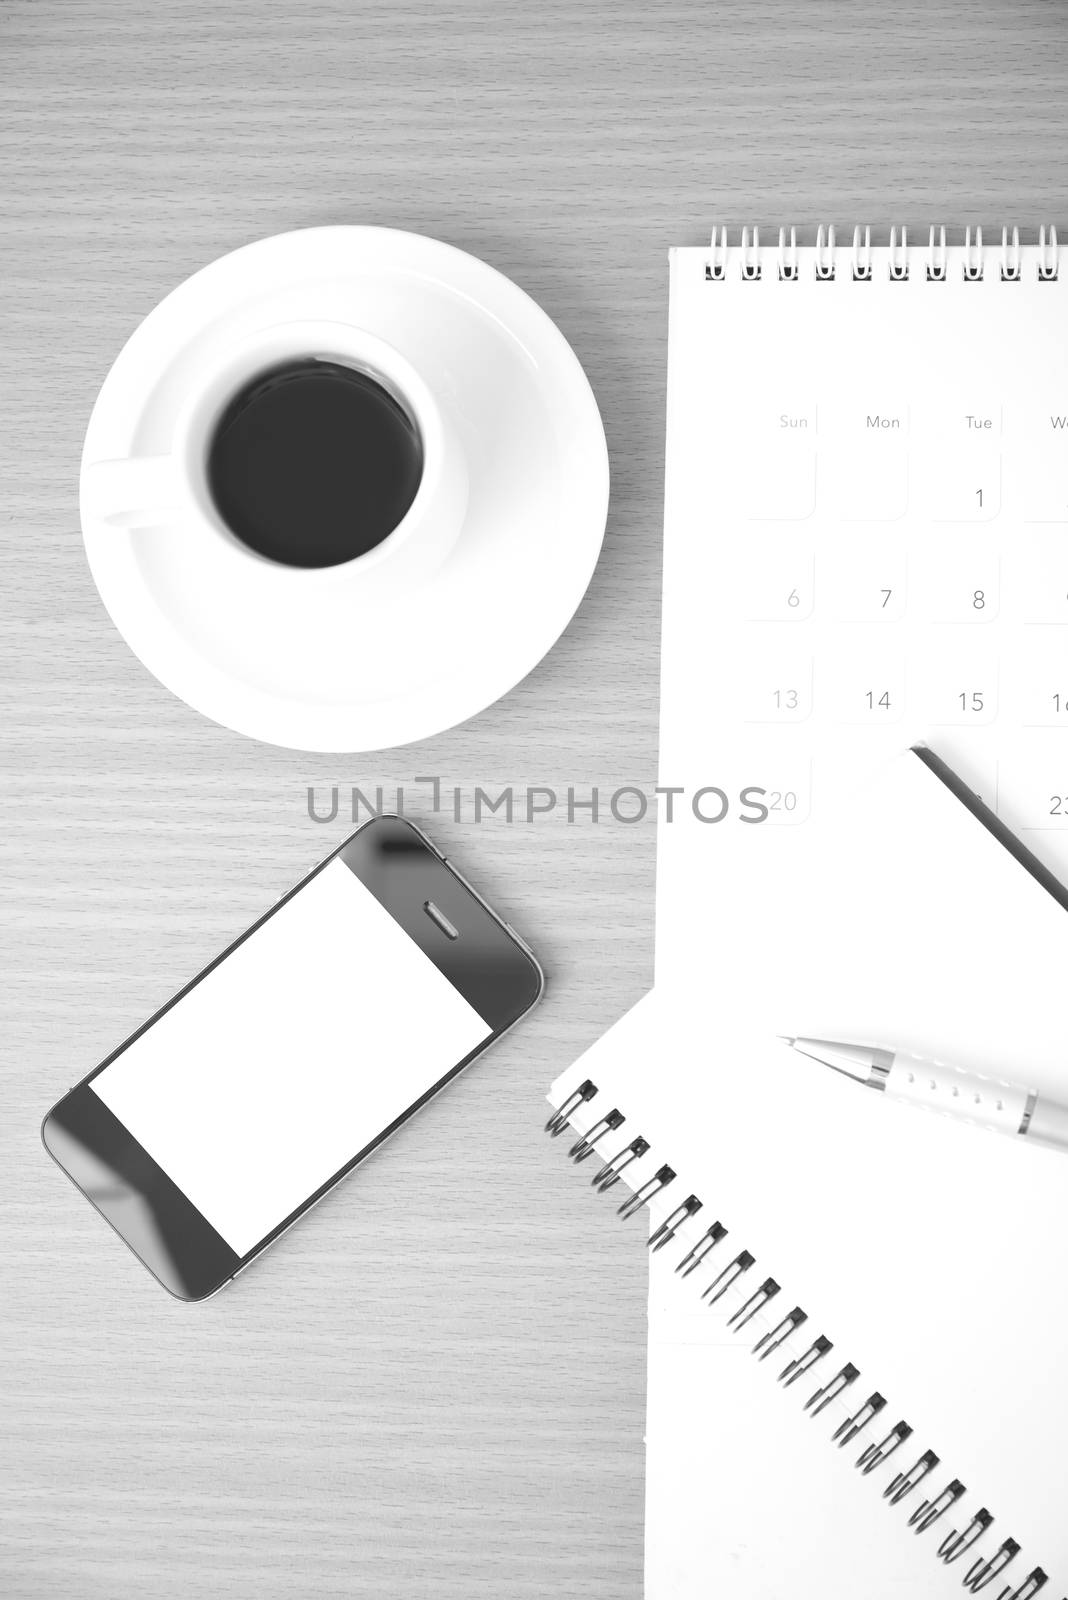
90,859,492,1255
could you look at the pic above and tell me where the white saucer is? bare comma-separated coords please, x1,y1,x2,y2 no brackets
81,227,609,751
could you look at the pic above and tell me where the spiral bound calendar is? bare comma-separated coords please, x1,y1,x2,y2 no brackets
549,229,1068,1599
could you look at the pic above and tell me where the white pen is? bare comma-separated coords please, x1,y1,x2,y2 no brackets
782,1036,1068,1154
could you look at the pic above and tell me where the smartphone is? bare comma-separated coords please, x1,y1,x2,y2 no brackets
42,816,543,1301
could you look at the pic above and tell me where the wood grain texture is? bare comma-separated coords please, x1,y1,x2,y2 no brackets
2,2,1067,1594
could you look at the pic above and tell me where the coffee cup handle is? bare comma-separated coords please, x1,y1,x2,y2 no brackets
82,456,185,530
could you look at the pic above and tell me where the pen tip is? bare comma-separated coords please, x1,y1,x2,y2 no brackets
777,1035,796,1047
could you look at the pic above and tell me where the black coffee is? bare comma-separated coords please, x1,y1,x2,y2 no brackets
206,360,424,569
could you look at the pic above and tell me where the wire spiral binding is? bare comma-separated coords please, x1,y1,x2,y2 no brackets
547,1080,1063,1599
703,225,1061,284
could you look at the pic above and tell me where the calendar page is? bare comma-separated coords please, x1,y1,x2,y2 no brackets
658,231,1068,997
655,230,1068,979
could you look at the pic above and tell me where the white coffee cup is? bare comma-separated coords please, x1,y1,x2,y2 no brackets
80,321,468,604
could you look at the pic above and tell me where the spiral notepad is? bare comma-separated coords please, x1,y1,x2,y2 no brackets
550,230,1068,1599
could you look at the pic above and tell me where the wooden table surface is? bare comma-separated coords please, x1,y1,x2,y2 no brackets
3,2,1067,1594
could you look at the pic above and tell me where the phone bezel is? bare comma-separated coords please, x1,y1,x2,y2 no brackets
41,816,544,1302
